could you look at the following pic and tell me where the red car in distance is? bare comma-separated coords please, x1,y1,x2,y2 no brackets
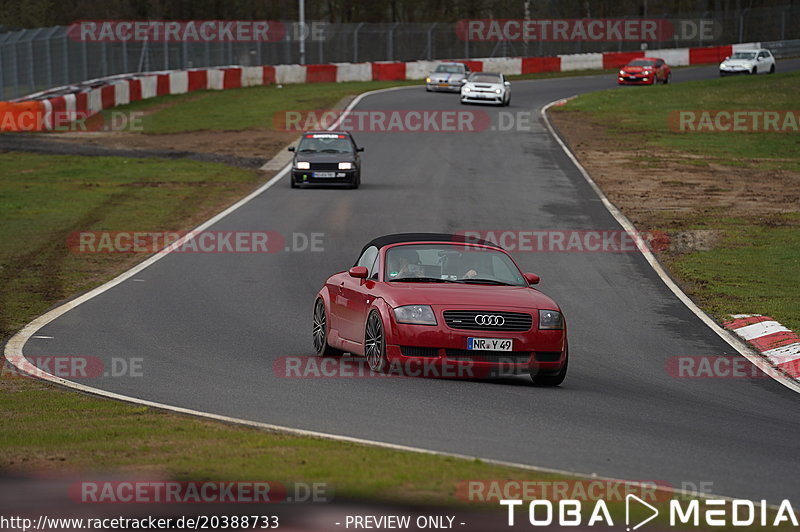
312,233,568,385
617,57,671,85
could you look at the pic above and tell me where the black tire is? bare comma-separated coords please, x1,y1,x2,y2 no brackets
531,341,568,386
750,67,757,75
364,311,388,372
769,64,775,74
290,179,298,189
664,72,671,84
350,172,360,189
313,299,344,357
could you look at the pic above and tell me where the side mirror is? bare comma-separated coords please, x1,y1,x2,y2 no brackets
504,81,511,87
357,147,364,152
349,266,368,279
287,146,295,152
460,78,467,83
523,272,540,285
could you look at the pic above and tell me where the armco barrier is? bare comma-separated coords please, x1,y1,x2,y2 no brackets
0,42,761,132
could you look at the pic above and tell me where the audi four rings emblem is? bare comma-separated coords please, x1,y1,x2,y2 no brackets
475,314,505,326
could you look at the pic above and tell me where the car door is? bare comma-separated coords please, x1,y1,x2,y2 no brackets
338,247,378,342
757,51,769,73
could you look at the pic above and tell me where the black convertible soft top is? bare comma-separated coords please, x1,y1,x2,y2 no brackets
358,233,500,259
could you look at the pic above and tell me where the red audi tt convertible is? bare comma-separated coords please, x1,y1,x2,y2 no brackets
312,233,568,385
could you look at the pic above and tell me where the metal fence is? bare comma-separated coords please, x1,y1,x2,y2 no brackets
1,4,799,100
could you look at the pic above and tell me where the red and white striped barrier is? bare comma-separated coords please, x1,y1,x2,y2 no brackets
724,315,800,381
0,41,760,132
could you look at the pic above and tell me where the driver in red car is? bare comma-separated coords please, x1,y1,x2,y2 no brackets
387,248,424,279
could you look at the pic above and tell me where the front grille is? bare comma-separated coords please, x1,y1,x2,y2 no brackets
443,310,532,332
446,350,531,364
400,346,440,357
309,162,339,171
534,351,562,362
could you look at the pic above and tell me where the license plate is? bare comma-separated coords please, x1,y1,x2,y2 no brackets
438,83,449,87
467,338,513,351
313,172,336,178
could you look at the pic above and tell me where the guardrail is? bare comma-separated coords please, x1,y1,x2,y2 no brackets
0,41,762,132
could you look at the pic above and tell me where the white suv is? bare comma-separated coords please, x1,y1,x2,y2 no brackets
719,49,776,76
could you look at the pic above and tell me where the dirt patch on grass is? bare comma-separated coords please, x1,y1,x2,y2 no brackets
42,93,360,160
43,129,299,160
548,109,800,233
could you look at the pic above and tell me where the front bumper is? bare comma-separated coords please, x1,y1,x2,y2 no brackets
719,68,750,76
617,75,656,85
427,81,462,92
383,315,566,378
292,169,357,186
461,91,504,104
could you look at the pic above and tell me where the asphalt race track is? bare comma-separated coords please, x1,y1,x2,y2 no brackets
22,61,800,502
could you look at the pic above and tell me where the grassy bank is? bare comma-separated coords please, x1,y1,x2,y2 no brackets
552,71,800,332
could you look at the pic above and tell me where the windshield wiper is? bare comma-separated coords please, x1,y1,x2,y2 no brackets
454,278,518,286
390,277,457,283
320,149,347,153
298,149,317,153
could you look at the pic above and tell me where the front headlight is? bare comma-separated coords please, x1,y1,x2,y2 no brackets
295,161,310,170
619,70,625,75
539,309,563,330
338,162,353,170
426,77,431,83
463,86,471,93
394,305,437,325
495,88,501,94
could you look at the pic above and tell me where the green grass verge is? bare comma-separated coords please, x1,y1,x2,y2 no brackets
112,80,419,134
557,71,800,332
0,153,261,338
669,215,800,333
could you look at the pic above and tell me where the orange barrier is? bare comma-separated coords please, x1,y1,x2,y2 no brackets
0,100,47,132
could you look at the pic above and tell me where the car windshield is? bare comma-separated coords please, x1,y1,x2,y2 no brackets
469,73,502,83
730,52,757,60
628,59,656,67
384,244,526,285
297,134,353,154
434,64,464,73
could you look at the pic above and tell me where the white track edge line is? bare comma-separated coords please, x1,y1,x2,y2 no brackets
0,82,779,506
540,97,800,395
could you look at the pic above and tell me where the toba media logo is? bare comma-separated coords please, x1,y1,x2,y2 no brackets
500,496,798,529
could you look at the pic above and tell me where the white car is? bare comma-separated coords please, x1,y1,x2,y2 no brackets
425,62,471,92
719,49,776,76
460,72,511,106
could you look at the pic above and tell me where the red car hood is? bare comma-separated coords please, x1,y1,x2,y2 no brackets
622,66,652,73
379,283,560,311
